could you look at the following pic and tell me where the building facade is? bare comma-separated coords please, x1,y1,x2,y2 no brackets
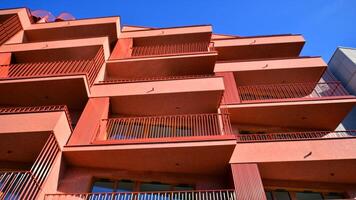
328,47,356,130
0,7,356,200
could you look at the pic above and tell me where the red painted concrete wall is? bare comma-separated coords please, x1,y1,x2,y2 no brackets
68,97,109,145
231,163,266,200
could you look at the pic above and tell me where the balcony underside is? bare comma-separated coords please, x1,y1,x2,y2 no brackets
215,57,327,85
110,92,222,116
260,160,356,191
222,98,356,131
92,77,224,115
213,35,305,61
63,140,235,174
22,18,119,44
0,76,89,110
0,131,50,170
120,25,212,42
106,52,217,80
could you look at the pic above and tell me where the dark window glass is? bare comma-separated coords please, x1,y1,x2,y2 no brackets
140,182,171,191
274,191,291,200
324,193,345,199
173,184,194,191
266,191,273,200
117,180,134,192
296,192,323,200
91,179,115,193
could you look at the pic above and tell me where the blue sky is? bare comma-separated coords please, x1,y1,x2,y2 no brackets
1,0,356,61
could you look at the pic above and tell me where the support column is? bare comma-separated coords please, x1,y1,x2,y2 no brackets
216,72,241,104
231,163,267,200
67,97,109,145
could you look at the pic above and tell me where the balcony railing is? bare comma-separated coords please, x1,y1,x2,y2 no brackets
236,130,356,143
45,189,237,200
237,81,350,103
97,113,233,143
0,14,22,45
0,171,41,200
0,134,59,200
130,41,214,58
99,74,215,84
0,105,73,130
0,47,104,86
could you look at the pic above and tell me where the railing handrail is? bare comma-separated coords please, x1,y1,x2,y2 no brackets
236,130,356,143
237,81,342,88
45,189,236,197
104,113,229,121
98,74,216,84
0,47,104,86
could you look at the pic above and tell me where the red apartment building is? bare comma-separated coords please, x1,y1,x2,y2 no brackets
0,7,356,200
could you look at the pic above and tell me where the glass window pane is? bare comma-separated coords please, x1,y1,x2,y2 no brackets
91,179,115,193
140,182,171,191
274,191,291,200
117,180,134,192
296,192,323,200
266,191,273,200
324,193,345,199
173,185,193,191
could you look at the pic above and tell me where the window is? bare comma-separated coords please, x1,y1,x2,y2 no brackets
91,179,115,193
140,182,171,191
91,178,194,193
324,192,345,199
274,191,291,200
296,192,323,200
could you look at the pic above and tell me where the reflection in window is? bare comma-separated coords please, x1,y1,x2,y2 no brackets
117,180,134,192
140,182,171,191
324,193,345,199
274,191,291,200
91,179,115,193
296,192,323,200
265,191,273,200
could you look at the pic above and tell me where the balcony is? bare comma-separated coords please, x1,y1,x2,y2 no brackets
7,16,120,46
45,189,237,200
91,76,224,116
94,113,234,144
221,82,356,131
0,46,105,110
106,26,217,82
0,14,22,45
214,57,327,86
213,34,305,61
0,171,40,200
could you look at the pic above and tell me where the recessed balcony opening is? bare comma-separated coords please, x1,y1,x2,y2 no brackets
0,14,22,45
213,34,305,61
103,35,217,84
45,164,236,200
0,132,50,171
0,130,59,199
94,99,234,144
221,79,356,130
260,160,356,199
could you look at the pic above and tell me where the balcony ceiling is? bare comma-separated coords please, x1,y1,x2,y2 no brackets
106,52,217,80
213,35,305,61
0,131,50,168
0,76,88,110
63,140,236,175
260,159,356,184
215,57,327,85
